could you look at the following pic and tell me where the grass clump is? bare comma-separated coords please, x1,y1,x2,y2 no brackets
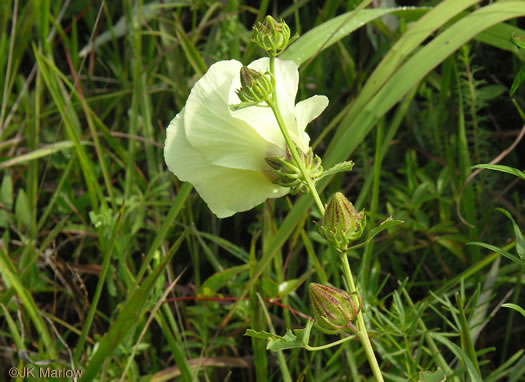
0,0,524,380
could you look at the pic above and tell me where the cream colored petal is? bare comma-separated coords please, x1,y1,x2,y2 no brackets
228,75,284,150
228,58,303,153
295,95,329,149
272,58,299,134
272,58,306,150
201,170,289,218
185,60,277,171
164,108,288,218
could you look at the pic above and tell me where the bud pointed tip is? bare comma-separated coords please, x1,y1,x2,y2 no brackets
236,67,273,105
319,193,366,252
309,283,360,334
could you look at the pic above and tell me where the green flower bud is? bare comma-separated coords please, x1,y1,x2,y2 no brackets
309,283,360,334
235,67,274,105
252,16,298,56
319,193,366,252
265,146,323,194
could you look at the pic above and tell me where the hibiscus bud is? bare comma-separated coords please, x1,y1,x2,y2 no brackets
265,147,323,194
309,283,360,334
319,193,365,252
252,16,297,56
235,67,273,105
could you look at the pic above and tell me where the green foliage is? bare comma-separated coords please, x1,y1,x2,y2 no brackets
510,33,525,96
245,320,314,352
0,0,524,380
419,368,446,382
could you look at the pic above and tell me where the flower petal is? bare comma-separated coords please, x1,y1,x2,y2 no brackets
295,95,329,146
271,58,300,136
185,60,279,171
201,169,289,218
228,60,284,150
164,108,288,218
228,58,308,152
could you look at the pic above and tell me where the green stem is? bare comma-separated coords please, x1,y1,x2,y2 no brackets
266,56,381,379
341,254,384,382
305,334,356,351
267,56,325,215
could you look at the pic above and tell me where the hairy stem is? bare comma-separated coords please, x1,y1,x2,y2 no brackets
267,56,325,215
341,254,384,381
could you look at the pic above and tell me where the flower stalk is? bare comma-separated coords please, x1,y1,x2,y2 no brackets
241,23,384,378
266,56,325,215
264,53,383,380
340,254,384,382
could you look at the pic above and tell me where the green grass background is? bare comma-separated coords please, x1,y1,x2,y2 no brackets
0,0,524,380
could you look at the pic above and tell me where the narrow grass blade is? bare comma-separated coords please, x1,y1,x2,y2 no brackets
502,304,525,318
174,15,207,77
134,182,192,283
282,6,424,65
325,0,525,168
257,294,293,382
325,0,481,157
431,333,483,382
78,1,190,57
0,247,58,359
485,349,525,382
33,46,105,213
455,293,481,376
475,23,525,54
201,264,249,294
36,156,75,231
471,164,525,180
80,231,188,381
1,303,25,353
1,214,68,307
155,304,194,381
467,242,525,266
0,140,88,170
73,206,124,363
220,195,312,327
497,208,525,259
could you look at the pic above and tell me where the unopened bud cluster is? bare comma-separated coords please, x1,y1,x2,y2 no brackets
309,283,361,334
266,147,322,194
252,16,298,56
236,67,273,104
319,192,365,252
